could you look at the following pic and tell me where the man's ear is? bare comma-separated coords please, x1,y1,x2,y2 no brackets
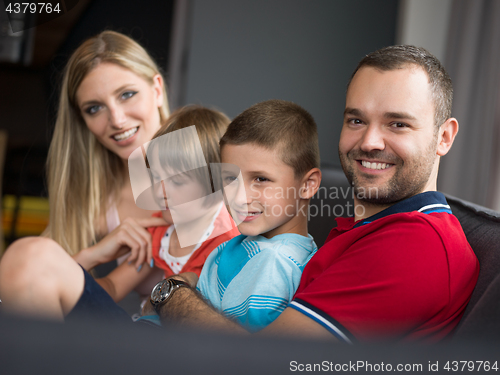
299,168,322,200
437,117,459,156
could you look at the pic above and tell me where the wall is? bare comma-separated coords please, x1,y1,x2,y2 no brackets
181,0,399,167
396,0,453,63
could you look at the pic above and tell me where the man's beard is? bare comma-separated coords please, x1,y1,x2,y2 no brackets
339,143,437,206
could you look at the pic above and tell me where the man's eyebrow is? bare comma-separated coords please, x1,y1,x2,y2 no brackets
344,108,417,121
384,112,417,121
344,107,363,117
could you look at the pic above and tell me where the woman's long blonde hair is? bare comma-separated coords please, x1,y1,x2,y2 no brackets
45,30,170,255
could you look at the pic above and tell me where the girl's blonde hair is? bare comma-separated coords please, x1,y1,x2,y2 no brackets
45,30,169,255
151,105,230,170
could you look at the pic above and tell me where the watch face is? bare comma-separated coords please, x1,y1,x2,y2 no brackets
151,279,171,304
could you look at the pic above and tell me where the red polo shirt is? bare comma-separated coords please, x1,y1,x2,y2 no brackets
291,192,479,343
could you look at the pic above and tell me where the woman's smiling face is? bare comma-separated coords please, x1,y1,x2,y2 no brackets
76,62,163,161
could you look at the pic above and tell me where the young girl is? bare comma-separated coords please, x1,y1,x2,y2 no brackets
95,105,240,303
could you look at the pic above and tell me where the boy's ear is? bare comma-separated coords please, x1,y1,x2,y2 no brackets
299,168,321,200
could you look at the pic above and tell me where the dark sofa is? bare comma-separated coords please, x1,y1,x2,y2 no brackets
308,164,500,341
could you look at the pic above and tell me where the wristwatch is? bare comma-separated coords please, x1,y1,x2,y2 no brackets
150,278,190,312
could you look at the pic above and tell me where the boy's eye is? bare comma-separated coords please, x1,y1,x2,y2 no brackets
121,91,137,100
84,105,101,115
255,177,269,183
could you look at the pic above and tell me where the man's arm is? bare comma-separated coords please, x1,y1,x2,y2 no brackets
260,307,338,341
151,276,336,340
150,281,247,334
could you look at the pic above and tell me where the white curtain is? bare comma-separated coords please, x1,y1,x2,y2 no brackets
438,0,500,209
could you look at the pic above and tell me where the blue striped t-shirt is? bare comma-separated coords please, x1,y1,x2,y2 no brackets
197,233,317,332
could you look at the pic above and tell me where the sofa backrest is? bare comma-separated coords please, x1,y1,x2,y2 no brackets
444,194,500,340
308,165,352,246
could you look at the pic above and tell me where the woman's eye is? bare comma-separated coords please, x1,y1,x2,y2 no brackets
121,91,137,100
84,105,101,115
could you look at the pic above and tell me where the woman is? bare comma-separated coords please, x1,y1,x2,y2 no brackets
45,30,169,273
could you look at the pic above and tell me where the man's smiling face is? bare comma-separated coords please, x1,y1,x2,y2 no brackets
339,65,440,205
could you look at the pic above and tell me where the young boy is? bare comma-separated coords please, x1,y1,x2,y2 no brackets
195,99,322,332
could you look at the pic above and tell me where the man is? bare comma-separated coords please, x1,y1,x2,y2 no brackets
143,46,479,343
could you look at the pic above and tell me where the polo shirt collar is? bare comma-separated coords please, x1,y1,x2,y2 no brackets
353,191,452,228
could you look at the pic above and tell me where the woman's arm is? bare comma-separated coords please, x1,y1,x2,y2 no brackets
96,261,157,302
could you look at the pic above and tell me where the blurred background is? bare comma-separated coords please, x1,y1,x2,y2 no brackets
0,0,499,250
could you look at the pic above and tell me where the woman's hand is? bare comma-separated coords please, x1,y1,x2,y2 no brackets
73,216,168,271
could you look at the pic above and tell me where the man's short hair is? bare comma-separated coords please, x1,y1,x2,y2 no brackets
348,45,453,128
220,99,320,179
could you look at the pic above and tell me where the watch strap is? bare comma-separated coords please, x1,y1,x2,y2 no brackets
170,278,190,289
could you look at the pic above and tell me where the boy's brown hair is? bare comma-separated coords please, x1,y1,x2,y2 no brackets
220,100,320,178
